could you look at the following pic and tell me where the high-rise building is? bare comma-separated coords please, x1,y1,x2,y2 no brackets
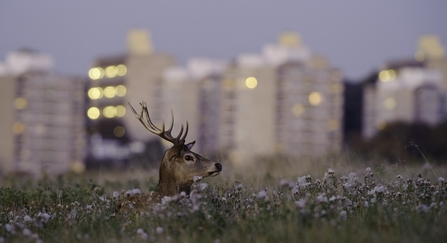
86,30,175,164
226,33,343,160
0,49,86,176
161,58,227,154
362,36,447,139
160,33,344,161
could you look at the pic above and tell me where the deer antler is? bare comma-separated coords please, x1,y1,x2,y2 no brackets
128,102,188,146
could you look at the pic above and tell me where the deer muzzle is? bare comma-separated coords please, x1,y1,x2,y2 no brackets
208,163,222,176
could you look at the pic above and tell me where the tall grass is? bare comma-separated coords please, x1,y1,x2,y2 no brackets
1,156,446,242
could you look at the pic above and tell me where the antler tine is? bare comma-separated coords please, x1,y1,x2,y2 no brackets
129,101,188,146
167,110,174,133
128,102,153,132
180,121,189,141
128,102,138,115
142,102,162,132
176,124,184,141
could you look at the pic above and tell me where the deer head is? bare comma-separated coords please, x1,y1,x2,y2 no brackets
129,102,222,196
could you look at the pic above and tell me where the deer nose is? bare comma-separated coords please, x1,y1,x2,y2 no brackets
215,163,222,171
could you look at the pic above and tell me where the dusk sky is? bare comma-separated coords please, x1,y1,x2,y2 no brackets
0,1,446,80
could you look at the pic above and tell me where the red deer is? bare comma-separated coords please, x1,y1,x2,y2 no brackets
128,101,222,197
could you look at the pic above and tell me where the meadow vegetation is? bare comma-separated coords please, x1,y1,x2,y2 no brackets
1,155,446,243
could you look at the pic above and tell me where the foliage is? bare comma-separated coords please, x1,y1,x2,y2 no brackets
351,121,447,163
1,166,446,243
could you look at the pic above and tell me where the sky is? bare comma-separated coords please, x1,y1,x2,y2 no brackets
0,1,446,80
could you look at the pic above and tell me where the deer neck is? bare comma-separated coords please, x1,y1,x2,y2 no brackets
157,159,193,196
158,178,193,196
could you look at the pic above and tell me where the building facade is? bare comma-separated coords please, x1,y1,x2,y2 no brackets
362,36,447,139
86,30,175,165
159,33,344,161
0,49,86,176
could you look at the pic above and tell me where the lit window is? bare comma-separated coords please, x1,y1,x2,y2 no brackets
379,70,396,82
105,66,117,78
14,98,27,110
291,103,304,116
12,122,26,134
384,97,396,110
88,67,104,80
308,92,323,106
245,77,258,89
88,87,103,100
103,106,117,118
117,64,127,76
87,107,100,120
116,105,126,117
115,85,127,97
113,126,125,137
104,86,116,98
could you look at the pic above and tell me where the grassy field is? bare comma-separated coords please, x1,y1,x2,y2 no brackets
1,156,446,243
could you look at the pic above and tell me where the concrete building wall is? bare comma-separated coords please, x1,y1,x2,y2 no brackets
231,65,277,161
0,76,17,174
125,53,176,141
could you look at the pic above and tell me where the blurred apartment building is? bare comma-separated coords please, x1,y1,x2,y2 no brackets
161,33,344,161
86,30,175,165
161,58,227,153
362,35,447,139
0,49,86,176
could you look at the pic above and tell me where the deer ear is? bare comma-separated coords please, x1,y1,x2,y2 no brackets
185,141,196,151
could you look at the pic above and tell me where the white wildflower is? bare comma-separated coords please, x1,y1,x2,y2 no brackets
339,210,347,221
162,196,173,205
416,204,430,213
366,167,371,172
24,215,33,223
22,228,32,237
36,212,50,223
87,205,93,211
297,176,310,187
363,201,369,208
156,227,164,234
198,182,208,191
329,196,338,202
374,185,385,194
348,172,358,184
439,177,445,182
316,194,328,203
113,191,120,199
5,224,14,233
99,195,108,202
343,183,352,190
137,228,148,240
295,198,307,208
132,188,141,195
369,185,385,195
279,179,294,188
328,168,335,174
257,190,267,199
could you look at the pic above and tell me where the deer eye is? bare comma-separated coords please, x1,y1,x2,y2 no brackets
184,155,194,161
